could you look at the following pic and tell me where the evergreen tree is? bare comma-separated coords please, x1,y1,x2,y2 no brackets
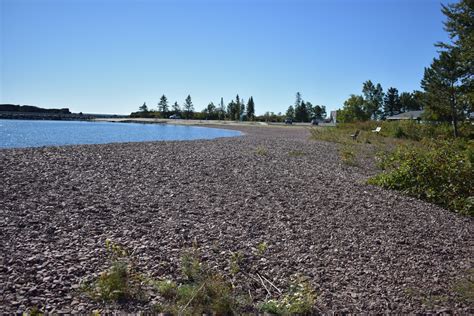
437,0,473,106
246,97,255,120
219,97,225,120
227,100,236,120
295,92,302,108
240,98,246,120
399,91,424,112
183,95,194,119
203,102,216,119
383,87,401,118
158,94,169,115
139,102,148,112
420,0,473,137
421,50,466,137
235,95,241,120
295,100,309,122
172,101,181,116
362,80,384,119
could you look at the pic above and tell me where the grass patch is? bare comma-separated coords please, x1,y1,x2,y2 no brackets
256,241,268,256
229,251,243,276
255,146,268,156
339,145,357,166
288,150,305,157
453,269,474,304
82,241,317,314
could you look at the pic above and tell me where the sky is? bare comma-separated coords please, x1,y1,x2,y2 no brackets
0,0,455,115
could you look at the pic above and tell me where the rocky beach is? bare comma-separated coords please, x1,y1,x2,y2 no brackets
1,125,472,313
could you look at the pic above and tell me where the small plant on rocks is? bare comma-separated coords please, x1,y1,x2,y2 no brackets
229,251,243,275
154,250,238,315
453,269,474,304
257,241,268,256
339,145,357,166
155,279,178,300
259,277,316,315
255,146,268,156
288,150,305,157
81,240,145,303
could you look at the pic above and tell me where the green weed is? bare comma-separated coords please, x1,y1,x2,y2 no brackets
255,146,268,156
288,150,305,157
257,241,268,256
259,277,316,315
81,240,145,303
339,145,357,166
229,251,243,275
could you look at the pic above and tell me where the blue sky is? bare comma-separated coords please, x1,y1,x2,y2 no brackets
1,0,454,115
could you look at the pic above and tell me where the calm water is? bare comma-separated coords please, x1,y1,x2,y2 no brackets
0,119,241,149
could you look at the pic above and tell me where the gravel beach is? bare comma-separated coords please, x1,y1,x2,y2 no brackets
1,125,472,313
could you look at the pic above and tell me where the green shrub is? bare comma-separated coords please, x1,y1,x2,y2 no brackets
368,140,474,215
81,240,145,303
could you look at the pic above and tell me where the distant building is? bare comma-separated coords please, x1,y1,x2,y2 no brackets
386,110,424,121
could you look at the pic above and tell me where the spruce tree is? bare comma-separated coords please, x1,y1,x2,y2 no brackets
158,94,169,116
172,101,181,116
383,87,401,118
183,95,194,119
246,97,255,120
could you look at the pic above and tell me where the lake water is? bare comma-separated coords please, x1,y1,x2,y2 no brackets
0,119,241,149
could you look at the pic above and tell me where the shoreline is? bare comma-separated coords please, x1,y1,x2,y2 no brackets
1,125,472,313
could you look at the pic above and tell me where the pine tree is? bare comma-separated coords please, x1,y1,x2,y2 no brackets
246,97,255,120
158,95,169,116
422,51,466,137
235,95,241,120
295,100,309,122
183,95,194,119
240,98,246,120
383,87,401,118
139,102,148,112
172,101,181,116
219,97,225,120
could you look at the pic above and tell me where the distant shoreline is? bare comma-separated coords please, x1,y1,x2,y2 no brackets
0,112,132,121
0,111,93,121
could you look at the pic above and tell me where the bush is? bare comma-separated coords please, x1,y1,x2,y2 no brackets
81,240,145,303
368,140,474,215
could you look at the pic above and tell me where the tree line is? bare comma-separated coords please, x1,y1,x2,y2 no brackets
337,0,473,137
285,92,327,122
337,82,424,123
131,94,256,121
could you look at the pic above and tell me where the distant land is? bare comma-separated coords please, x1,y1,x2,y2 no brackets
0,104,128,120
